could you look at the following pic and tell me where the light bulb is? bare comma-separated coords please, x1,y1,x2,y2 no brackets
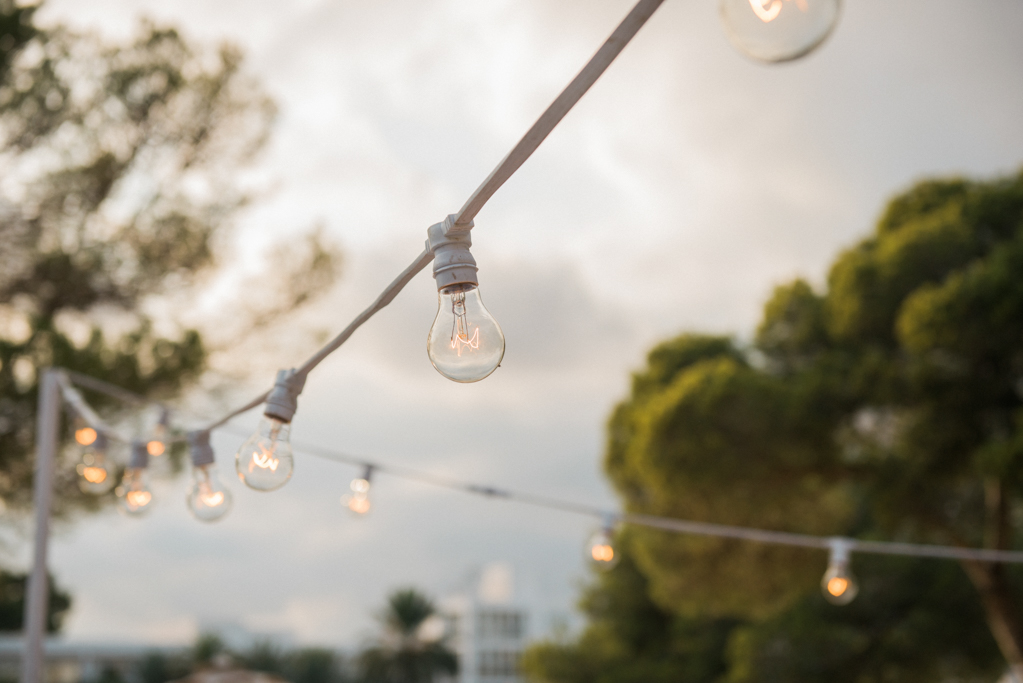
116,468,153,516
147,408,170,456
341,467,373,516
821,539,858,605
586,527,620,571
427,283,505,383
235,417,294,491
76,433,115,495
187,464,233,522
719,0,840,63
74,424,97,446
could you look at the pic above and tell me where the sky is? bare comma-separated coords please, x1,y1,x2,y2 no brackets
15,0,1023,649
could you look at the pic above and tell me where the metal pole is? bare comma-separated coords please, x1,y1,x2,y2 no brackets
22,369,60,683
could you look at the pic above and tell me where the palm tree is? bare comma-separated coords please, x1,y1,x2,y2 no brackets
357,589,458,683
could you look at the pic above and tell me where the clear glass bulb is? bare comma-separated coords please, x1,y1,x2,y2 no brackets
235,417,294,491
187,464,233,522
586,528,620,571
341,477,372,516
74,420,97,446
427,283,505,383
116,468,153,517
147,427,167,457
719,0,840,63
77,450,115,495
821,561,858,605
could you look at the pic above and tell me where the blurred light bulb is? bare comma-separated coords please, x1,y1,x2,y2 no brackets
117,470,153,516
719,0,840,63
117,441,153,516
341,466,374,516
427,283,505,383
586,527,620,571
235,417,294,491
74,424,97,446
77,433,115,495
821,539,858,605
188,464,233,522
147,408,171,456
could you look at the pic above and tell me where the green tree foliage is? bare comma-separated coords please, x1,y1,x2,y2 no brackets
522,538,738,683
357,588,458,683
0,3,339,520
528,169,1023,681
0,569,70,632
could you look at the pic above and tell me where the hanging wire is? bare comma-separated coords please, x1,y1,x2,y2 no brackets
57,370,1023,566
43,0,1023,567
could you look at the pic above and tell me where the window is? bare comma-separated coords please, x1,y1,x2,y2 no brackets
478,650,520,677
477,610,523,638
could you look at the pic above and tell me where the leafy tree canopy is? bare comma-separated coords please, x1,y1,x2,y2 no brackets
529,168,1023,680
0,2,340,521
357,588,458,683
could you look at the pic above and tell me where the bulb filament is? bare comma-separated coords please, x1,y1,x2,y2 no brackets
591,544,615,562
449,291,480,356
827,576,849,597
201,490,225,507
749,0,807,22
82,466,107,484
250,447,280,473
126,490,152,508
75,427,98,445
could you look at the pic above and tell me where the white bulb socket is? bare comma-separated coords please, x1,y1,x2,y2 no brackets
427,215,478,290
128,440,150,470
264,368,306,424
187,430,216,468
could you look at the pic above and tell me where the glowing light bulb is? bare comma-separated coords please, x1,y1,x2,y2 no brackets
74,424,97,446
187,464,233,522
586,526,621,571
341,466,374,516
235,417,294,491
77,432,115,495
117,442,153,517
719,0,840,63
146,408,171,456
821,539,858,605
427,283,505,383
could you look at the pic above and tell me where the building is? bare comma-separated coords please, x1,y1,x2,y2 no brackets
0,635,185,683
442,563,529,683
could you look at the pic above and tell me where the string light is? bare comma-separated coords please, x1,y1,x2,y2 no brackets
719,0,841,63
341,465,374,516
426,217,505,383
76,432,115,495
147,407,171,456
822,538,858,605
31,0,1013,605
586,517,621,571
116,441,154,517
235,369,303,491
186,431,233,522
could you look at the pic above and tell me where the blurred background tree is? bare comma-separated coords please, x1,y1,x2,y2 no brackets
0,2,340,511
0,0,340,634
524,168,1023,681
356,588,457,683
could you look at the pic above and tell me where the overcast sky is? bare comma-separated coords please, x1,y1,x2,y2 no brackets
18,0,1023,648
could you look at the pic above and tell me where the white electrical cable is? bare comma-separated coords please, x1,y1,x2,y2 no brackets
146,0,670,434
59,373,1023,565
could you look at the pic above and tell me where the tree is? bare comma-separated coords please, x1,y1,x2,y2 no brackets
0,569,70,632
0,3,339,522
521,535,738,683
357,588,458,683
588,169,1023,678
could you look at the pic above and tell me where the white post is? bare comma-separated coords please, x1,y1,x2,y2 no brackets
22,369,60,683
